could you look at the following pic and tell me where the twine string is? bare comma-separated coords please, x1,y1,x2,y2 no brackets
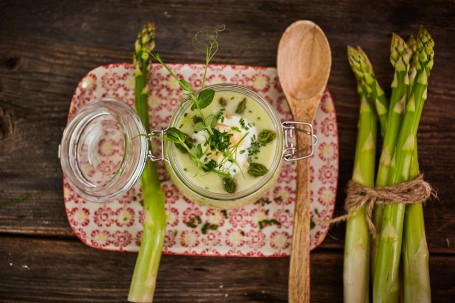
326,174,434,237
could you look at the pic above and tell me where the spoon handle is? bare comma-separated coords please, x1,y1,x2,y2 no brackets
288,125,312,303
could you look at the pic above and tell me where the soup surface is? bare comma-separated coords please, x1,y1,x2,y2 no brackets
173,90,278,194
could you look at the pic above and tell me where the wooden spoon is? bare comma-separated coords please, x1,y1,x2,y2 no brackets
277,20,331,303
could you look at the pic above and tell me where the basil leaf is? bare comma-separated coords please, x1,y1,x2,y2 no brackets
197,89,215,109
205,114,217,129
166,127,186,143
247,162,269,177
193,122,206,132
166,127,193,154
189,144,203,160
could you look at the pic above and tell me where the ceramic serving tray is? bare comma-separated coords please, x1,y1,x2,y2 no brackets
64,63,338,257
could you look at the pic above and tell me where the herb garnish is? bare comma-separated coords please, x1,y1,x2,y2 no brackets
258,219,281,230
247,137,265,163
150,25,277,193
151,26,251,193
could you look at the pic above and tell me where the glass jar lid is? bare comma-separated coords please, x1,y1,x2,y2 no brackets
59,99,148,202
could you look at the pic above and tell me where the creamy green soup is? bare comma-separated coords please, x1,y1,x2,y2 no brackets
172,90,278,194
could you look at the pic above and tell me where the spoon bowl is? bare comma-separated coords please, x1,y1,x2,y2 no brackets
277,20,331,303
278,20,331,119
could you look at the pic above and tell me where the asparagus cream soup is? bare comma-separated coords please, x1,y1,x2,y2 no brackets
165,84,284,209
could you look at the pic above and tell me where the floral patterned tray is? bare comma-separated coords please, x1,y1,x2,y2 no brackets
64,63,338,257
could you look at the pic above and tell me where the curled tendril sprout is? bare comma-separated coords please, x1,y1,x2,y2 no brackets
192,24,225,61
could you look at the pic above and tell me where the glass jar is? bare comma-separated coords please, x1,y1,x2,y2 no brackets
59,84,317,208
59,99,148,203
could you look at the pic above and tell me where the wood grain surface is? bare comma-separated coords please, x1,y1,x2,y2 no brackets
1,0,454,302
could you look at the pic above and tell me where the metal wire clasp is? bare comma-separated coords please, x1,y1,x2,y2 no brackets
146,128,169,163
282,121,318,162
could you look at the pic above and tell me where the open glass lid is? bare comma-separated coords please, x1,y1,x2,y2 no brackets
59,99,148,203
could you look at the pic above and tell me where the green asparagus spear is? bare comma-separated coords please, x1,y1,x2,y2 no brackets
370,33,412,278
402,34,431,303
373,27,434,303
344,47,379,302
348,46,389,137
128,22,166,302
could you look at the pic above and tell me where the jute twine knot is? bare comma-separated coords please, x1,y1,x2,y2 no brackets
327,174,434,237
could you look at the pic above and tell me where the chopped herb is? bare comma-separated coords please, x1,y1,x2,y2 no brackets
275,196,283,202
196,215,202,224
265,209,270,215
258,219,281,230
222,210,228,219
239,118,249,130
314,208,319,215
184,217,198,228
310,219,316,229
209,129,233,152
230,96,235,100
239,150,245,154
184,113,188,117
231,126,241,132
255,198,272,206
247,138,264,162
215,108,226,121
201,222,218,234
179,124,184,129
173,230,178,236
202,159,218,172
184,168,188,172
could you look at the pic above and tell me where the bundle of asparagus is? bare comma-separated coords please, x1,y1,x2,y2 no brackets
344,27,434,303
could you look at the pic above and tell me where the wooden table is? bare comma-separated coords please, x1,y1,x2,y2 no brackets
1,1,453,302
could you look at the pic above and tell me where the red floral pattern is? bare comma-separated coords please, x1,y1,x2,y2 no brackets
64,63,338,256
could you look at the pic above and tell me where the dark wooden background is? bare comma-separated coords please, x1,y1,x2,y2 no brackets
1,1,454,302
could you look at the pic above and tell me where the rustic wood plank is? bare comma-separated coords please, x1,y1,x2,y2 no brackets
0,235,453,302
